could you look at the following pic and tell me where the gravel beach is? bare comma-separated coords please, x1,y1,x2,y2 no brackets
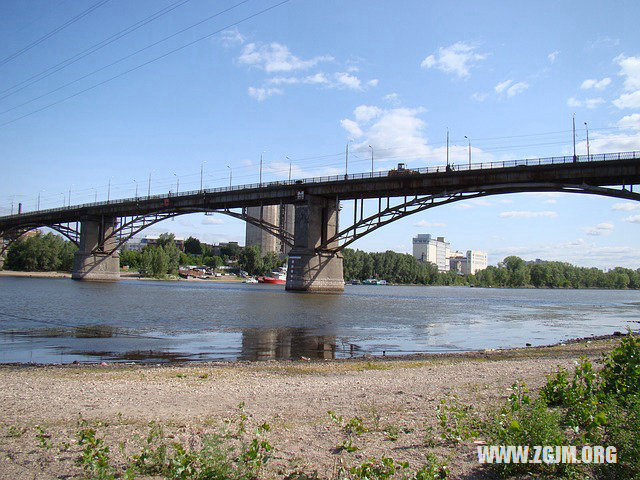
0,336,622,479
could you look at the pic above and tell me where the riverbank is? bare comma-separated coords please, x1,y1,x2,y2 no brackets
0,336,624,480
0,269,244,282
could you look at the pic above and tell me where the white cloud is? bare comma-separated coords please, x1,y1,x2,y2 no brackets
238,42,333,73
367,79,379,87
220,28,245,47
489,238,640,269
247,86,282,101
499,210,557,218
580,77,611,90
618,113,640,130
471,92,488,102
354,105,382,123
334,72,362,90
624,214,640,223
548,50,560,63
613,90,640,109
583,222,614,236
615,55,640,91
613,55,640,109
340,106,430,162
507,82,529,97
494,79,512,94
420,41,487,78
415,220,446,228
495,80,528,97
268,76,300,85
383,93,400,106
202,217,225,225
585,132,640,152
612,202,640,211
304,72,329,84
566,97,605,109
340,118,363,138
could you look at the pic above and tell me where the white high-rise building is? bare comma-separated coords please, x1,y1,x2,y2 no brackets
466,250,488,274
412,234,450,272
245,204,295,255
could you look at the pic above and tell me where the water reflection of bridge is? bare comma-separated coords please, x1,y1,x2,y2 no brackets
240,328,336,361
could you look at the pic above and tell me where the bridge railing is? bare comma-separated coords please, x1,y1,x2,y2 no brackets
2,150,638,219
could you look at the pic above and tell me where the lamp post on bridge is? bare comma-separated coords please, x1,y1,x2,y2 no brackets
286,156,291,181
345,140,353,178
133,179,138,199
464,136,471,168
369,145,374,174
107,179,111,202
68,186,72,207
173,173,179,195
37,191,41,211
584,122,590,160
148,172,152,199
259,151,265,187
200,161,207,192
227,166,232,187
572,113,577,163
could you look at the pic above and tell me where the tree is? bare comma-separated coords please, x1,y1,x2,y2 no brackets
238,245,263,275
5,232,77,272
184,236,202,256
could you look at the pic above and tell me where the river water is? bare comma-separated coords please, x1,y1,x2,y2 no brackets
0,276,638,364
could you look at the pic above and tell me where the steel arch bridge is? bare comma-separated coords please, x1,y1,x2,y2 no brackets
1,150,639,290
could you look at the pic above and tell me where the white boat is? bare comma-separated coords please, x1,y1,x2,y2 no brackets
243,277,258,284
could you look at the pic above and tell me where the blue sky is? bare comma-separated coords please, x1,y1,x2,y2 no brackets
1,0,639,268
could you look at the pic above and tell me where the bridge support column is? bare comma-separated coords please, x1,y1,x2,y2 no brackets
286,196,344,293
72,218,120,281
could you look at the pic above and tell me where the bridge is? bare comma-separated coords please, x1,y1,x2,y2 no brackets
1,151,639,292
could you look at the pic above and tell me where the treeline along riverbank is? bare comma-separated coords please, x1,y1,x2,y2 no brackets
2,232,639,289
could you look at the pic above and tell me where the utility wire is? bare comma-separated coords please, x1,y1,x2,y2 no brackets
0,0,193,100
0,0,113,68
0,0,255,118
0,311,166,340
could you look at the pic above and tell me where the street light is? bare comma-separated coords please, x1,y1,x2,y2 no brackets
148,171,152,199
68,186,72,207
584,122,590,159
107,178,111,202
345,140,353,177
173,173,179,195
133,179,138,199
200,161,207,192
37,191,41,210
227,165,232,187
286,156,291,181
572,113,577,162
369,145,374,174
464,136,471,168
259,151,265,186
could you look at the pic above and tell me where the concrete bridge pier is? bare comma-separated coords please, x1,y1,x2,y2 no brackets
286,196,344,293
72,217,120,281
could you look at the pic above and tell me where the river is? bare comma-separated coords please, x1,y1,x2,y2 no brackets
0,276,638,364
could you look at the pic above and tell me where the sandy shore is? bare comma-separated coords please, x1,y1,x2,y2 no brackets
0,337,623,479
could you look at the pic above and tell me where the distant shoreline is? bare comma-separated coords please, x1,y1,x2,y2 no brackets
1,269,638,290
0,270,243,282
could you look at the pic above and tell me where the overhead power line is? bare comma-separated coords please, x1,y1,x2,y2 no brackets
0,0,193,101
0,0,261,120
0,0,114,68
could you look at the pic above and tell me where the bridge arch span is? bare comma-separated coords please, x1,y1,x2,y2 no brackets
325,183,640,252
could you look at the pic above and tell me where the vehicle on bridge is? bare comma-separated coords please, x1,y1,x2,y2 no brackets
388,163,419,176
